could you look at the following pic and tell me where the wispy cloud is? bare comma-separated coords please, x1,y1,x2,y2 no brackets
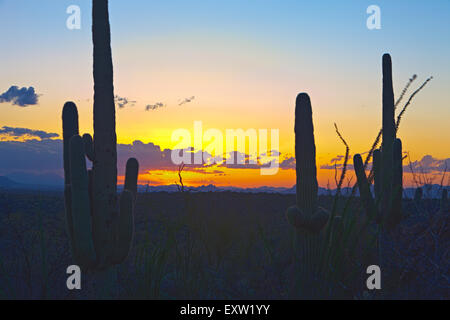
145,102,166,111
115,95,136,108
0,126,58,140
112,94,195,110
0,86,39,107
178,96,195,106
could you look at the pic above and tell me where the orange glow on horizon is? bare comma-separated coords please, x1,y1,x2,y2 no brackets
118,167,439,189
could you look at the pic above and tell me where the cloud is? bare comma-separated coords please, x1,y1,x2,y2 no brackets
0,139,177,178
0,126,59,140
115,95,136,108
0,86,39,106
145,102,166,111
178,96,195,106
0,139,63,176
279,156,295,169
15,130,444,184
404,155,449,173
113,95,195,110
319,154,449,175
0,136,285,181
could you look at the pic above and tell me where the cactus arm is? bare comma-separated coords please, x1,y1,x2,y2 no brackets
111,190,134,265
69,135,97,267
63,102,79,183
124,158,139,199
82,133,94,162
88,169,94,216
62,102,79,263
295,93,318,215
109,158,139,264
353,154,377,220
373,149,381,205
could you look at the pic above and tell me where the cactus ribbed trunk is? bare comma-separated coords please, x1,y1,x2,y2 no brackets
286,93,329,297
286,93,328,234
389,138,403,227
373,149,381,204
295,93,318,216
381,54,395,218
92,0,117,265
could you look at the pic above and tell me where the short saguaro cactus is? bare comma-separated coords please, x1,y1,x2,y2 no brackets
286,93,329,233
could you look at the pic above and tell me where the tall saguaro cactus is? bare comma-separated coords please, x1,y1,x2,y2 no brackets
286,93,329,233
353,54,403,230
62,0,139,272
92,0,119,269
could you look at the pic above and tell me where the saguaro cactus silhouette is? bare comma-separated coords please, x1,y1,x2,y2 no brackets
414,187,423,202
286,93,329,233
353,54,403,230
440,189,448,213
62,0,139,272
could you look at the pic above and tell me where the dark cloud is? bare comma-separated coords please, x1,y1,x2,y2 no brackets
115,95,136,108
0,126,59,140
0,139,63,176
0,137,282,179
178,96,195,106
0,139,181,178
145,102,166,111
0,86,39,106
279,156,295,169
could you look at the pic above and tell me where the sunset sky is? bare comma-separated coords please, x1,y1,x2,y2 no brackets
0,0,449,188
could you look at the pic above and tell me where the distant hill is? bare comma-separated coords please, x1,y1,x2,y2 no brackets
135,183,448,199
0,176,21,188
5,172,64,187
1,176,447,198
0,175,62,191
